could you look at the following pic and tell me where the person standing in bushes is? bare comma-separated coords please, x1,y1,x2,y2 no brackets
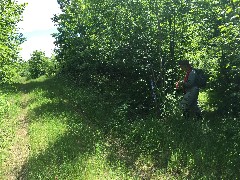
176,60,202,120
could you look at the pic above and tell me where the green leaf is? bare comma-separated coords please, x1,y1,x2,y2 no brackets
226,7,232,14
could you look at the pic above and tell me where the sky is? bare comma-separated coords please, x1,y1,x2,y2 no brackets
17,0,61,60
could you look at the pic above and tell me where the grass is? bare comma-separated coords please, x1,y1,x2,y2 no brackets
0,75,240,179
0,83,29,178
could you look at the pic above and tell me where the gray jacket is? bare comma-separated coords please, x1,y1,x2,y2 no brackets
183,69,198,92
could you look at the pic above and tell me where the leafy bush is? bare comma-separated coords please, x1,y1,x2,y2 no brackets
28,51,58,79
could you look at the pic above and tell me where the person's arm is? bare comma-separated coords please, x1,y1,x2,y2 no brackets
183,70,196,88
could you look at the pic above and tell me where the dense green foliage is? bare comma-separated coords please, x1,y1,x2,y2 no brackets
28,50,58,79
0,0,25,83
28,50,47,79
53,0,240,117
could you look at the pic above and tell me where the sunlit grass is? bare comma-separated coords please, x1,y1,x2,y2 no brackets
1,76,240,179
0,85,26,177
29,119,67,155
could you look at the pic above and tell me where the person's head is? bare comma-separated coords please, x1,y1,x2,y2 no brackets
178,60,192,71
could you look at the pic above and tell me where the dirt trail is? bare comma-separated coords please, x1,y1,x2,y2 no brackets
4,93,30,180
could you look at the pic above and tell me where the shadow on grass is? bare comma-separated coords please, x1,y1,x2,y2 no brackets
12,76,240,179
12,77,129,178
19,127,100,178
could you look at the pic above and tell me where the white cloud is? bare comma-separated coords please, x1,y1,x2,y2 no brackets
17,0,61,60
18,0,61,33
20,34,56,60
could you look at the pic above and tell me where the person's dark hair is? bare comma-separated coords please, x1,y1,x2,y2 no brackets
178,60,190,66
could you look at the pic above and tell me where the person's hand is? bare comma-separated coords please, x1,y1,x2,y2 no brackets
175,81,182,95
176,80,183,89
176,81,180,89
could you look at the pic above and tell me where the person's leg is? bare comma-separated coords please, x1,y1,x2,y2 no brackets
180,87,201,120
191,100,203,120
180,92,191,119
190,88,203,120
183,109,190,119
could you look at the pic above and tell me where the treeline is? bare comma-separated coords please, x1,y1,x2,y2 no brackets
53,0,240,117
0,0,25,82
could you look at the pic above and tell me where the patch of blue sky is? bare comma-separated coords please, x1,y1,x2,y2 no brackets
23,28,58,39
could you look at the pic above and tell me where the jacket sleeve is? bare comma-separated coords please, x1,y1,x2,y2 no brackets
183,70,196,88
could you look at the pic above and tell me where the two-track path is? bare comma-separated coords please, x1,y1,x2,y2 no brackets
4,91,30,180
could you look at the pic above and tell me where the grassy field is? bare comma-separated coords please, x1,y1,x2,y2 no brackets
1,76,240,179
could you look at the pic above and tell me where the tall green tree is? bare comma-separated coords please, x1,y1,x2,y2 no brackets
28,50,49,79
0,0,25,82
